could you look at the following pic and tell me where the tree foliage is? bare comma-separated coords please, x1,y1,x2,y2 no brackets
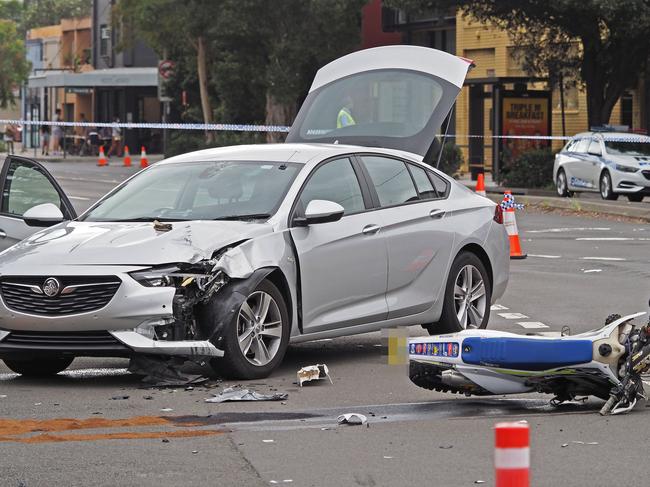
387,0,650,127
0,19,30,108
116,0,365,143
22,0,92,31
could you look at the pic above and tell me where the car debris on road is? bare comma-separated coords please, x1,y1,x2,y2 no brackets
297,364,332,386
205,387,288,403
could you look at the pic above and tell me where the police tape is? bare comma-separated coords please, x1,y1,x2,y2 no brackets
2,118,650,142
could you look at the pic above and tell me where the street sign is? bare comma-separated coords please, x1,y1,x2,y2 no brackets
158,60,175,102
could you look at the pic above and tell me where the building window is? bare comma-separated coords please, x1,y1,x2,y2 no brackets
552,85,579,111
100,24,111,57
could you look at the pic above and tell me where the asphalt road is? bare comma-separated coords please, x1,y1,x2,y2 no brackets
0,162,649,486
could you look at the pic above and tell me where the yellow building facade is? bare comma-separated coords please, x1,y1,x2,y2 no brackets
454,15,643,174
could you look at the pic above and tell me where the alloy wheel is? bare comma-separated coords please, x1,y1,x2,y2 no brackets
237,291,283,366
556,171,567,196
600,173,610,199
453,264,487,329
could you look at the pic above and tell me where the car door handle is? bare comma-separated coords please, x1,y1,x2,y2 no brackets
429,209,445,219
0,230,6,239
362,224,381,235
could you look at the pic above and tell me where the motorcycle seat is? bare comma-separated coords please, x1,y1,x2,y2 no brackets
461,337,593,371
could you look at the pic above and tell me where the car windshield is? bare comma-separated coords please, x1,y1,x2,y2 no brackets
604,140,650,156
81,161,301,222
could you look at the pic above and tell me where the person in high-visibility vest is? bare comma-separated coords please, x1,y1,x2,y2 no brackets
337,96,356,128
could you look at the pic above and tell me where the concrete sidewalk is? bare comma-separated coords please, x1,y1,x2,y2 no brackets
1,143,164,164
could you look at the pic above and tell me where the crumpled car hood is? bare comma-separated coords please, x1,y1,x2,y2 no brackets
0,220,273,269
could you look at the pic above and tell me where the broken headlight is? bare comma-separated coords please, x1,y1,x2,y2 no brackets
130,265,180,287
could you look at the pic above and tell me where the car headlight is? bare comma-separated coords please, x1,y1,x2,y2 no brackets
615,164,639,173
130,265,180,287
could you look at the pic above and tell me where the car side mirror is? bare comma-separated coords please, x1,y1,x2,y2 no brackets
23,203,65,227
297,200,345,226
588,149,601,156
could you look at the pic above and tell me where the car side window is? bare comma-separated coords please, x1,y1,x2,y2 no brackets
408,163,438,200
573,138,590,153
362,156,419,207
587,139,602,156
564,140,577,152
429,172,450,198
299,158,365,215
1,160,62,216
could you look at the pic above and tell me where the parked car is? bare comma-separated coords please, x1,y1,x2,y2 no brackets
0,46,509,379
554,131,650,201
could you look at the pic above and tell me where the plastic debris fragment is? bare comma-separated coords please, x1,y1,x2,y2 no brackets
205,387,288,403
337,413,368,425
297,364,332,386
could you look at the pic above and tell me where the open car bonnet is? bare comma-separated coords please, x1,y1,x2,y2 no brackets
286,45,473,160
0,220,273,269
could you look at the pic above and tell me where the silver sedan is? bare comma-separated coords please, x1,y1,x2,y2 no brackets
0,46,509,379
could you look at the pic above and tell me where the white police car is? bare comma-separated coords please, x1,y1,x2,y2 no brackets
553,131,650,201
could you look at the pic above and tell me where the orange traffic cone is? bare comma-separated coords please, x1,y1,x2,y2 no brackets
140,146,148,168
502,191,527,260
476,173,486,197
123,146,132,167
97,146,107,166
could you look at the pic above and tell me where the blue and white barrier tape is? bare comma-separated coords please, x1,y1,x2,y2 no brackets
2,119,650,142
500,193,525,210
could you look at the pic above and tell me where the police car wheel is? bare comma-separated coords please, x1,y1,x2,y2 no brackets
556,169,573,197
600,172,618,200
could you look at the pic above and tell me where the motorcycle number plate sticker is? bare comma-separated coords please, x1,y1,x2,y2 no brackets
410,342,459,358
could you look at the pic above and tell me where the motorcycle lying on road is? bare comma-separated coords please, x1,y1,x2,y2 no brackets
409,310,650,415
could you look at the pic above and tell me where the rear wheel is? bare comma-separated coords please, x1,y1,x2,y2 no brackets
556,169,573,197
600,172,618,200
3,356,73,376
427,251,491,335
627,194,644,202
210,279,289,380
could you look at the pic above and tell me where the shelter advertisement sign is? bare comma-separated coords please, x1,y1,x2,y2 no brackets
500,94,551,164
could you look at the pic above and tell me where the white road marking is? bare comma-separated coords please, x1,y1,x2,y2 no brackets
498,312,529,319
582,257,626,261
490,304,509,311
69,196,91,201
516,322,549,329
576,237,650,241
528,254,562,259
528,227,610,234
583,269,602,273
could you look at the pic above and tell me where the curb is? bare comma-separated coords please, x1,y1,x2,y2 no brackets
485,194,650,222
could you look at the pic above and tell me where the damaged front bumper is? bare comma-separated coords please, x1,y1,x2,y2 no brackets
0,267,225,359
109,331,222,357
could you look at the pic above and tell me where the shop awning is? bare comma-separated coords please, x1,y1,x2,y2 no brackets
28,67,158,89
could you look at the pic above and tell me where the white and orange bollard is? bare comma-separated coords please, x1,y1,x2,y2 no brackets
502,191,527,259
495,421,530,487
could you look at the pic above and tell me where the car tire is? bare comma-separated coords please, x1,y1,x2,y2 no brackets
627,194,644,202
3,356,73,376
556,169,573,197
427,251,491,335
210,279,290,380
600,172,618,200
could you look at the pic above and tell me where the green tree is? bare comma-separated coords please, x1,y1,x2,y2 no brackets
0,19,30,108
22,0,92,30
117,0,366,143
388,0,650,127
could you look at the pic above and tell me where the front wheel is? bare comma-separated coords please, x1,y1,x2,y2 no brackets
428,252,492,335
627,194,645,202
600,172,618,200
210,279,290,380
3,356,73,376
556,169,573,197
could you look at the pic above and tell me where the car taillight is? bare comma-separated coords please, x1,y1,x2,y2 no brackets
493,204,503,224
